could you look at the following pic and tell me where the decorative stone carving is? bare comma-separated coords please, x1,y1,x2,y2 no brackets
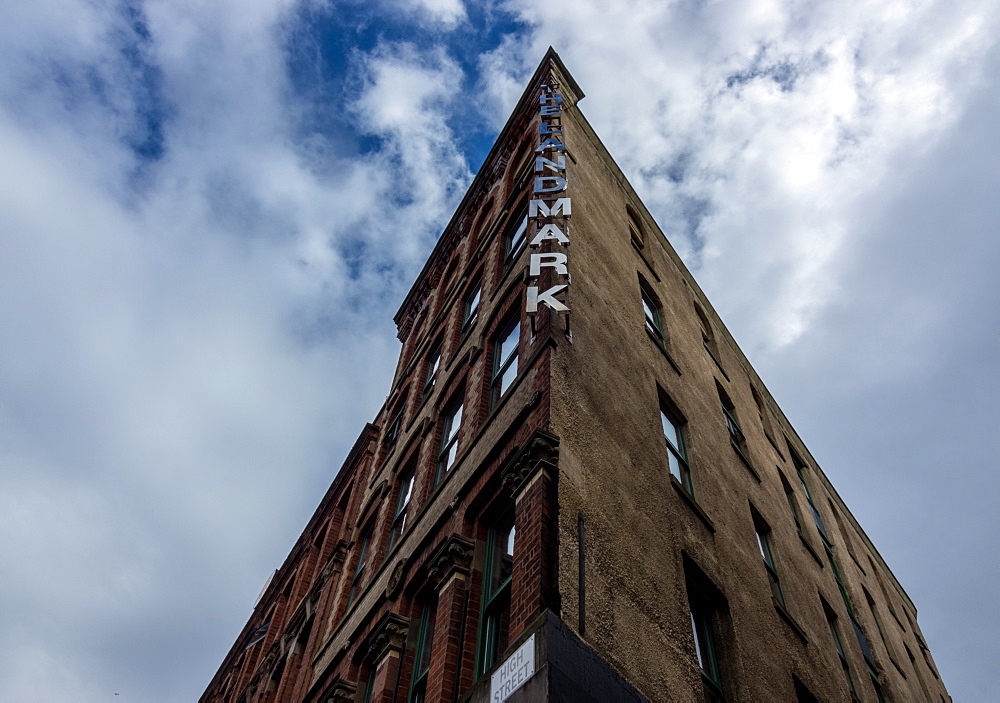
362,612,410,665
324,679,358,703
502,430,559,496
426,534,475,590
385,559,406,599
321,540,349,581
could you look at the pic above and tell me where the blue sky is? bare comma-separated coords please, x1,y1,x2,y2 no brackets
1,0,997,700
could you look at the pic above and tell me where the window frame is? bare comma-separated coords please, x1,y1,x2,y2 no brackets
476,506,515,678
504,209,528,267
423,342,442,398
347,528,372,608
641,284,663,343
754,517,785,607
660,404,692,494
408,601,437,703
690,602,724,702
490,317,521,408
435,398,464,485
464,279,482,329
387,469,416,553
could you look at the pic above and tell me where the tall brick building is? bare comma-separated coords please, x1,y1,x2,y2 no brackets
201,49,949,703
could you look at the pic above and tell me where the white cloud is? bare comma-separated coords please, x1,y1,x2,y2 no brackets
485,0,997,351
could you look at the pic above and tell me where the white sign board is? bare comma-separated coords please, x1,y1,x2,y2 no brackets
490,634,536,703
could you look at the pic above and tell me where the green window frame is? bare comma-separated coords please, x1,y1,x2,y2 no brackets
464,280,482,328
825,606,858,697
408,602,437,703
423,343,442,397
436,399,463,484
504,211,528,266
385,395,407,448
362,668,375,703
347,529,371,608
794,457,830,542
490,319,520,408
477,507,515,677
690,603,724,703
387,470,415,553
660,405,692,494
754,521,785,607
641,285,663,343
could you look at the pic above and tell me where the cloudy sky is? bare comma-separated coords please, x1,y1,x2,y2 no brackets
1,0,997,700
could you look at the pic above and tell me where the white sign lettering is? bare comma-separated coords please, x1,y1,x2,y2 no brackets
490,634,536,703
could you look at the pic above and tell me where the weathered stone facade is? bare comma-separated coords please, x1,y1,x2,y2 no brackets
201,49,949,703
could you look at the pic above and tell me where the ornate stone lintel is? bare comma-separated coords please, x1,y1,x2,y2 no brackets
361,612,410,666
321,539,350,581
501,430,559,496
324,678,358,703
426,534,475,591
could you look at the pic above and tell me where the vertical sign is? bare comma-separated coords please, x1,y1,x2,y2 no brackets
526,83,571,316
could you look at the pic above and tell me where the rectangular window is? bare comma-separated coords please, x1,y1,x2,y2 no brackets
793,454,830,542
423,343,441,397
491,319,520,407
464,281,482,328
385,396,407,448
347,530,371,608
505,211,528,265
690,603,724,702
641,285,663,343
660,405,692,494
409,601,437,703
719,389,744,444
387,470,415,553
753,515,785,607
362,669,375,703
436,400,463,484
779,472,802,531
477,507,515,677
825,604,858,697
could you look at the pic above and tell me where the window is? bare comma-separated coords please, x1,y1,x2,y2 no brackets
753,513,785,607
387,469,415,553
478,506,515,676
436,400,463,484
628,205,644,248
362,669,375,703
695,302,724,370
244,620,270,649
347,529,371,608
409,601,437,703
793,676,819,703
718,386,744,445
779,471,802,531
685,560,729,703
385,395,407,448
641,284,663,343
792,451,829,541
660,404,692,494
423,343,442,398
504,210,528,266
491,319,520,407
464,280,482,328
824,603,858,697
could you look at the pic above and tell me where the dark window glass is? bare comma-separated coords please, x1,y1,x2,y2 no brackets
478,507,515,676
409,602,437,703
423,344,441,397
387,471,415,553
347,530,371,608
826,608,858,697
755,523,785,607
505,212,528,264
690,604,724,702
